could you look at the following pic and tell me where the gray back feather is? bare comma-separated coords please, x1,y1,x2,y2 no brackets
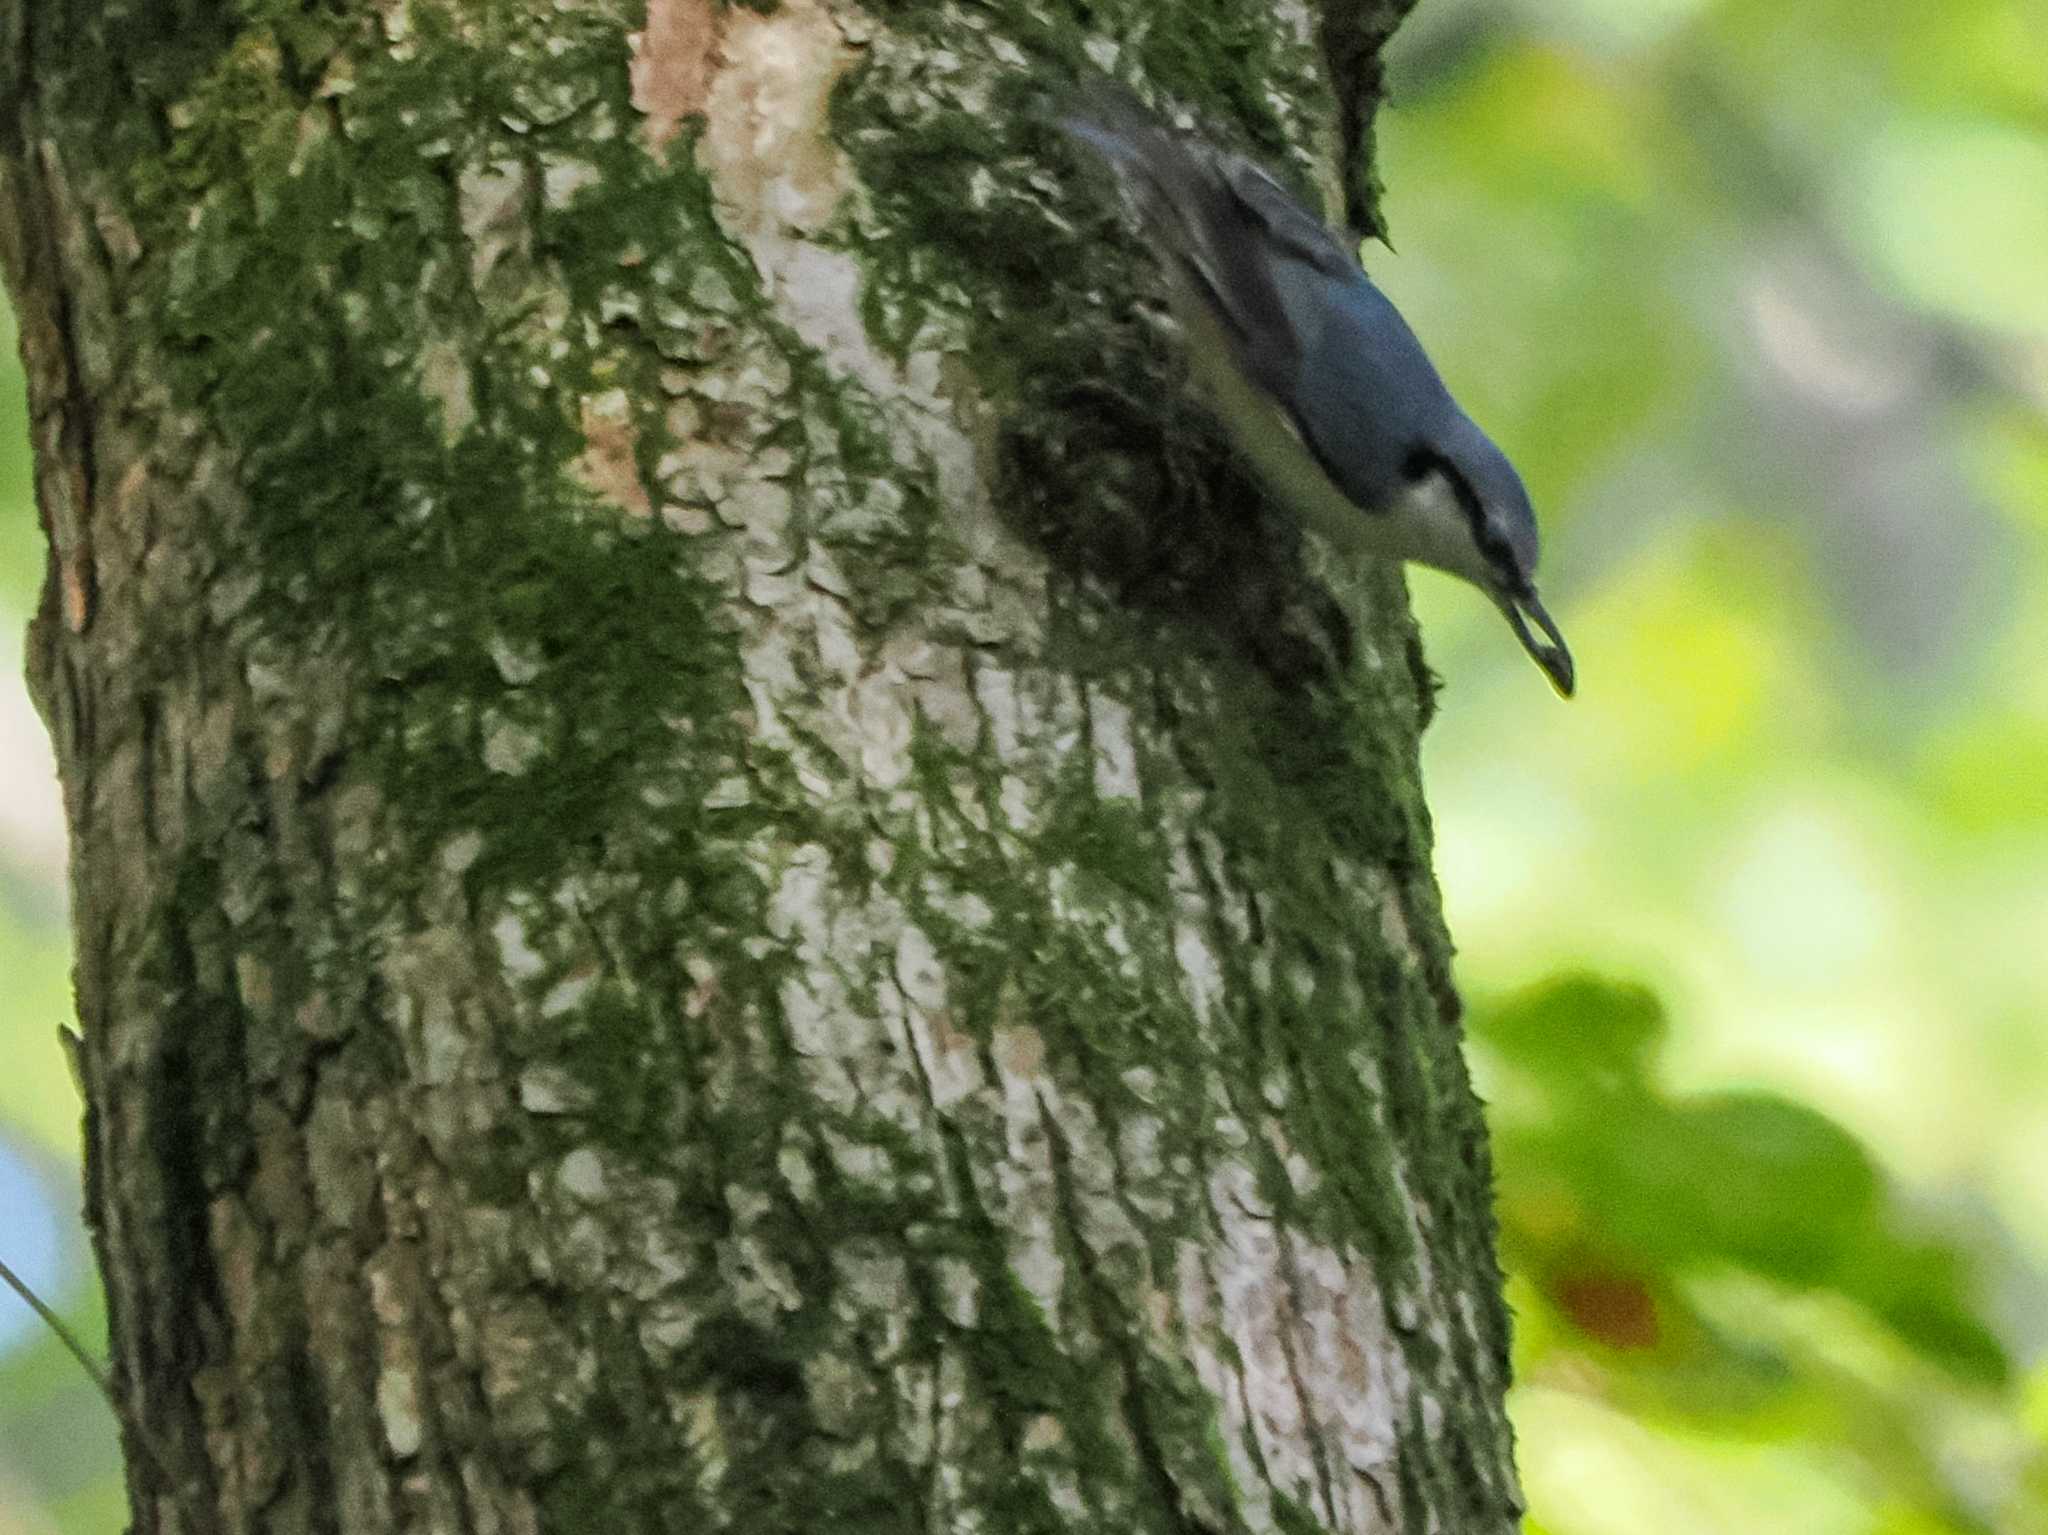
1060,89,1467,514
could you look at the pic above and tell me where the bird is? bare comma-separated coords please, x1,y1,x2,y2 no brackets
1059,87,1576,698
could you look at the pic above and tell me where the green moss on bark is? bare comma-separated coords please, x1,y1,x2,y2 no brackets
20,0,1516,1526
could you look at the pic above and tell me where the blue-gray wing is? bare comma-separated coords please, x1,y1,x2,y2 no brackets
1220,160,1462,508
1062,92,1458,507
1278,266,1461,506
1061,96,1338,402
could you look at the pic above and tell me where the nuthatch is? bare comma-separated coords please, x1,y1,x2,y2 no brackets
1061,91,1576,697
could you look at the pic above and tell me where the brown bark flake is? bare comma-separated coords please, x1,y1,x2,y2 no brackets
628,0,722,158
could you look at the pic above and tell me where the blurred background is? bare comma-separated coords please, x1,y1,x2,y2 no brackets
2,0,2045,1527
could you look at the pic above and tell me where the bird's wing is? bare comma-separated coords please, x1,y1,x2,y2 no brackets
1062,92,1430,497
1218,159,1359,283
1061,96,1341,402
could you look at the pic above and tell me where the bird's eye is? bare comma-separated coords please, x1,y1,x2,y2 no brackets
1400,446,1438,483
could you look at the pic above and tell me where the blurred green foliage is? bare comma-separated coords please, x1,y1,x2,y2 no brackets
1372,0,2048,1529
1480,976,2039,1531
2,0,2045,1530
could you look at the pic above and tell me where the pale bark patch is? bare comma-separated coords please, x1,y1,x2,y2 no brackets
1088,690,1143,802
697,0,1006,558
457,159,530,285
699,0,854,240
482,712,547,776
491,912,546,979
421,338,476,443
1193,1158,1414,1532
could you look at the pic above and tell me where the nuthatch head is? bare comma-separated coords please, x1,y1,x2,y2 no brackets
1061,90,1575,697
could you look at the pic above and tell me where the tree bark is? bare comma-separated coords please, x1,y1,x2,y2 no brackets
0,2,1520,1532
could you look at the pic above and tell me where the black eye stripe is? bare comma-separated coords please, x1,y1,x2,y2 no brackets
1406,442,1525,580
1407,444,1484,527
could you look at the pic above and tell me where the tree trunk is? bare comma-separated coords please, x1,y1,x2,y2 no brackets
0,2,1520,1532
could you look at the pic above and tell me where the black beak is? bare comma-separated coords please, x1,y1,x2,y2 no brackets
1496,584,1575,698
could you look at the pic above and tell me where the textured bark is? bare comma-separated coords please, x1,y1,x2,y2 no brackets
1,1,1520,1532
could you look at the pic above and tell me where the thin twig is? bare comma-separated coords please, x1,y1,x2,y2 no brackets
0,1250,188,1504
0,1249,118,1401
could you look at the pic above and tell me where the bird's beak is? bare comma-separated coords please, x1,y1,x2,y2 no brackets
1495,584,1576,698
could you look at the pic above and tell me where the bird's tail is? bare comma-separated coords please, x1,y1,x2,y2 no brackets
1057,82,1332,403
1055,84,1235,278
